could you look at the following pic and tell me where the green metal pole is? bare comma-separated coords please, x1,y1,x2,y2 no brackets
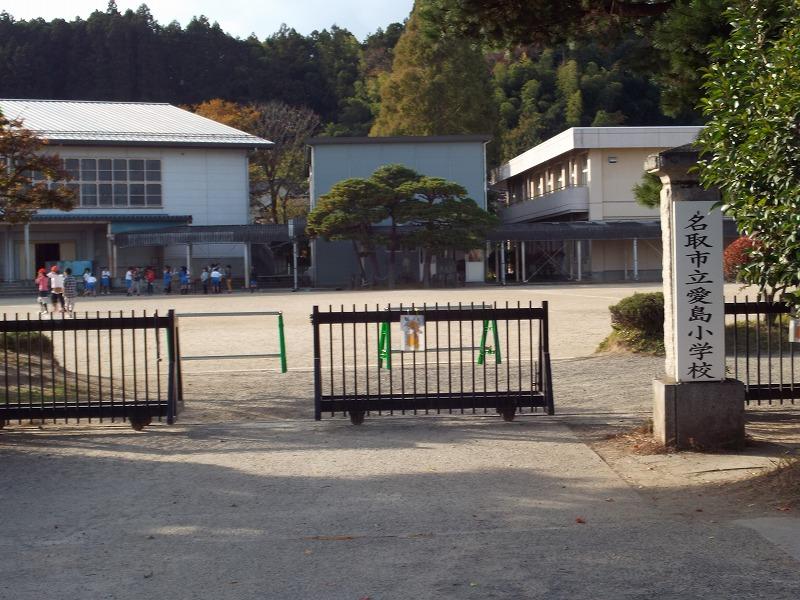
492,319,502,364
477,320,489,365
277,313,287,373
378,322,392,370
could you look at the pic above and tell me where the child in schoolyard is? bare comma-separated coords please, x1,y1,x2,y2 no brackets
63,268,78,316
82,268,91,296
163,266,173,294
179,266,190,294
210,265,222,293
132,267,143,296
100,267,111,295
125,266,134,296
85,272,97,296
47,265,66,313
145,266,155,295
200,267,209,294
35,268,49,314
225,265,233,293
249,266,258,293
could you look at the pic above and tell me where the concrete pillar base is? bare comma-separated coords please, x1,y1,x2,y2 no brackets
653,378,746,451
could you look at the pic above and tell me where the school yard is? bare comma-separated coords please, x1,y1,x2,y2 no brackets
1,283,799,599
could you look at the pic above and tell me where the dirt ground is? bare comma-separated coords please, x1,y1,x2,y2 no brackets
1,284,799,599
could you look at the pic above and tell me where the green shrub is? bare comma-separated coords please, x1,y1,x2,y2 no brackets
598,292,665,355
0,332,54,357
609,292,664,336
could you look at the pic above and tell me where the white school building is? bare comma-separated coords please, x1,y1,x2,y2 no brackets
492,126,718,282
0,99,272,283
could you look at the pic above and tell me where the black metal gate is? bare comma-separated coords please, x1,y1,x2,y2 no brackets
725,297,798,405
311,302,553,424
0,310,180,429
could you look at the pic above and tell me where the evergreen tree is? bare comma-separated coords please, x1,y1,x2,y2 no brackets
370,1,497,136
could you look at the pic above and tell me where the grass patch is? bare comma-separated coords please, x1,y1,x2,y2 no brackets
597,329,665,356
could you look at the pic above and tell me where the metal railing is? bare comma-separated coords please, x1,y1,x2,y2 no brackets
725,296,797,405
175,311,287,369
0,310,179,429
311,302,553,424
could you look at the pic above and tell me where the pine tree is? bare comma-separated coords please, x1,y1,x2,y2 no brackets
370,0,497,136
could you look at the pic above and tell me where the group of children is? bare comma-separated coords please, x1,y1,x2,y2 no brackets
199,264,234,294
36,263,245,311
35,265,77,315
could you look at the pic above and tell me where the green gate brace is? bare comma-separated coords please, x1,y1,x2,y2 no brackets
378,321,392,369
378,318,500,370
477,319,502,365
277,313,288,373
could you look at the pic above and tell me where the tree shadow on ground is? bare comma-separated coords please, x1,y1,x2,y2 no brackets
1,439,799,600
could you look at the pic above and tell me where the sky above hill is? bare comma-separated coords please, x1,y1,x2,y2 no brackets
2,1,415,40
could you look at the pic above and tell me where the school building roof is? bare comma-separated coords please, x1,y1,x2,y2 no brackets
0,99,274,149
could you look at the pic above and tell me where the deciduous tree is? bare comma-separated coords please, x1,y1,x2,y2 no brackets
0,113,75,223
195,99,320,223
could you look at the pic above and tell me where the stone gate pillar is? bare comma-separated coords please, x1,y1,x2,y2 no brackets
646,146,745,450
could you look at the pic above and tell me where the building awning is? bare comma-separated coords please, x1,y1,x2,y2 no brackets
487,219,740,242
26,213,193,234
114,224,297,248
112,219,741,248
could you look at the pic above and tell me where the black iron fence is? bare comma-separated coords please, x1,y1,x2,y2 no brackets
725,297,798,405
311,302,553,424
0,310,180,429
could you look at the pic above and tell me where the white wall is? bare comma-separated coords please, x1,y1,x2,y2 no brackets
598,147,661,220
38,146,250,226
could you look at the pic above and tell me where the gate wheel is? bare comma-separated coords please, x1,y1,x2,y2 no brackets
500,407,517,422
349,410,366,426
129,415,152,431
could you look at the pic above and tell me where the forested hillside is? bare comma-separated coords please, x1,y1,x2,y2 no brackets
0,1,720,164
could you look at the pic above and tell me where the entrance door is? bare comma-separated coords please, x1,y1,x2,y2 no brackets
35,243,60,268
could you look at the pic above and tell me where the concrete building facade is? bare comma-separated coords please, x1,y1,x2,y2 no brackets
493,126,705,282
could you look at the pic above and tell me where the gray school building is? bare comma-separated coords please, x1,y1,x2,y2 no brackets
308,135,490,287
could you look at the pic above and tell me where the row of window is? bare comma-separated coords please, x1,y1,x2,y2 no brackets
521,154,589,201
34,158,162,208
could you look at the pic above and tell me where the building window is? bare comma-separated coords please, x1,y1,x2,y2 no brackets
579,154,589,186
37,158,162,208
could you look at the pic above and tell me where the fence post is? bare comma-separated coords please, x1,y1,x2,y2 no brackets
166,309,177,425
312,306,322,420
542,301,554,414
277,312,288,373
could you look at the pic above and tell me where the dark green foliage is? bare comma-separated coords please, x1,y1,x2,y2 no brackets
307,165,497,287
610,292,664,336
492,38,672,162
604,292,665,355
632,172,662,209
0,7,403,133
697,0,800,307
371,1,498,137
